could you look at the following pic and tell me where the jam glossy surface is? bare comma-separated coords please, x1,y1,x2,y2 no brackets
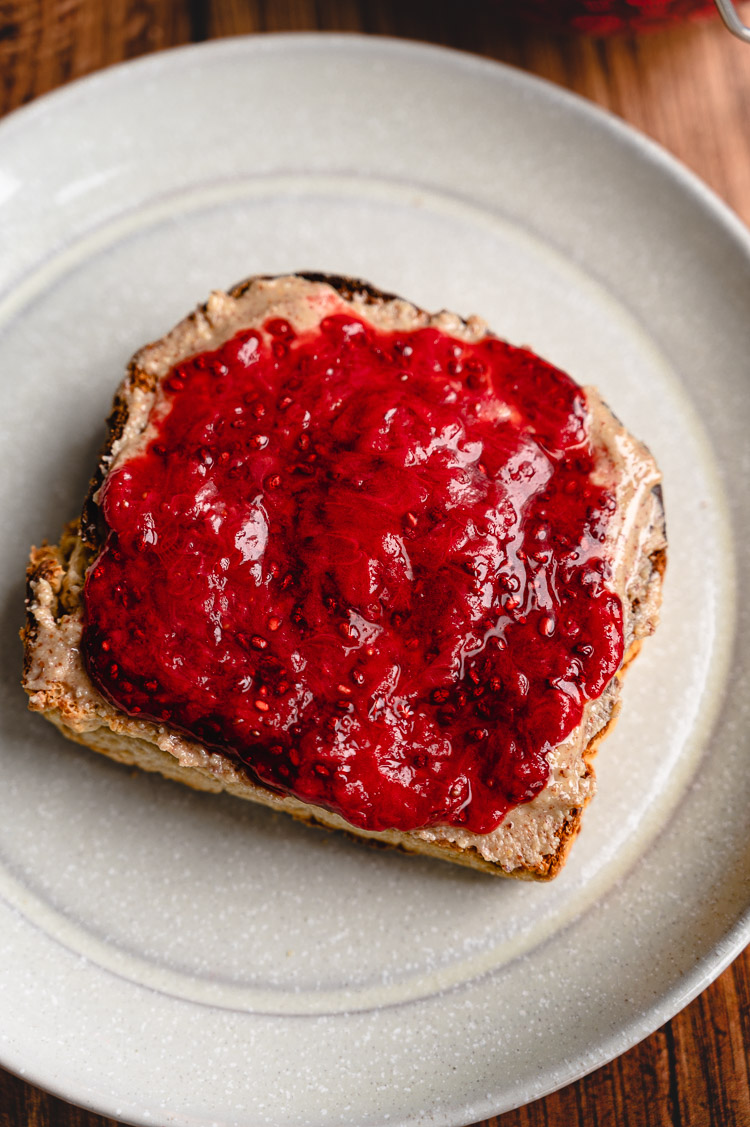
82,311,623,833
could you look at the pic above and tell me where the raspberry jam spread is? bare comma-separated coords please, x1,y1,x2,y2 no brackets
82,311,624,834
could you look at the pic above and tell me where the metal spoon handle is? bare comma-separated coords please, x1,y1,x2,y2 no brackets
715,0,750,42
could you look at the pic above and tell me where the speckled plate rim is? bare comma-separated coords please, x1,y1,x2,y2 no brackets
0,32,748,1127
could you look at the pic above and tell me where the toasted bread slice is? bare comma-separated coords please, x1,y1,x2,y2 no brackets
21,274,666,878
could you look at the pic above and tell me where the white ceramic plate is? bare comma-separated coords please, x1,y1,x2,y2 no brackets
0,34,748,1127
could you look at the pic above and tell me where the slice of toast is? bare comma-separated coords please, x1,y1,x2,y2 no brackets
21,274,666,879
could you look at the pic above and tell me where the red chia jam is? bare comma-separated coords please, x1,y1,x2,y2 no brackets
82,312,624,834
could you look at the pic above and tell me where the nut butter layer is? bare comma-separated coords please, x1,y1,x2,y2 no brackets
22,274,666,878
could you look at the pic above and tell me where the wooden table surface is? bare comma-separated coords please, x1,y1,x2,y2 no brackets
1,1,749,1125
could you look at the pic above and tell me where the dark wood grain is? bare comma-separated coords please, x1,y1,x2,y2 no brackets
1,1,749,1125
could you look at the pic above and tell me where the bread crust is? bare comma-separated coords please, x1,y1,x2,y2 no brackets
21,274,667,879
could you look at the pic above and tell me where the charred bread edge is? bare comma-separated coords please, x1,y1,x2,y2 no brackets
23,274,667,879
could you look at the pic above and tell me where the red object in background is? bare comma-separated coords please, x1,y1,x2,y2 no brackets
509,0,718,34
